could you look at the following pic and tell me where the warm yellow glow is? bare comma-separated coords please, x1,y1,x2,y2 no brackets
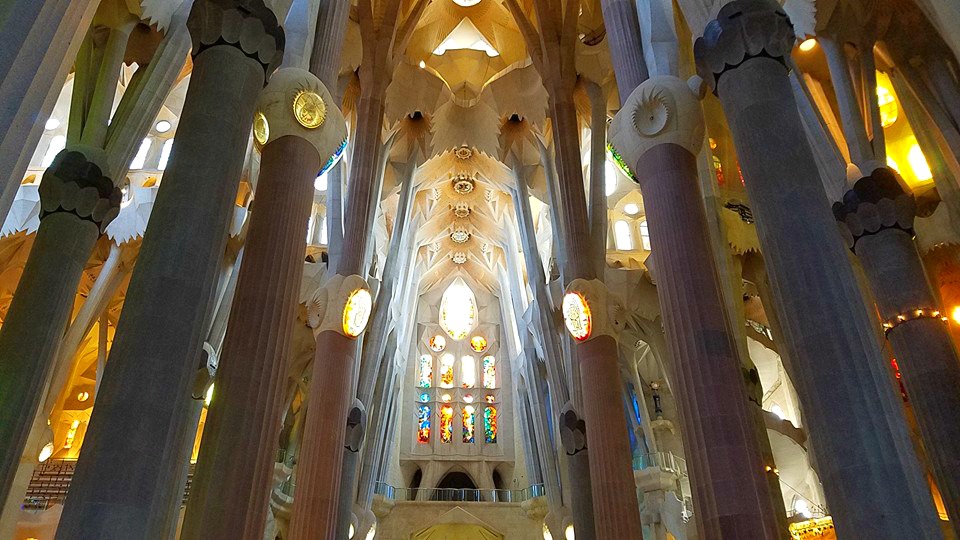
429,334,446,352
788,516,834,540
38,442,54,463
365,524,376,540
907,144,933,181
470,335,487,352
439,279,477,340
292,90,327,129
876,85,898,128
799,38,817,52
419,60,426,69
562,292,592,341
564,524,575,540
253,112,269,147
204,384,215,407
542,523,553,540
77,391,90,402
951,306,960,324
64,420,81,449
886,156,900,173
343,289,373,337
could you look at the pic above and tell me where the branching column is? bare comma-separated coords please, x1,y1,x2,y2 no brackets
55,1,284,536
182,69,345,540
694,1,942,536
0,150,119,505
835,168,960,535
610,76,781,538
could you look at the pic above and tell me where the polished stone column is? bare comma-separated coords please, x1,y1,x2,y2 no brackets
56,2,284,537
0,148,119,505
694,1,942,536
182,69,345,539
835,168,960,534
610,76,781,538
599,0,648,105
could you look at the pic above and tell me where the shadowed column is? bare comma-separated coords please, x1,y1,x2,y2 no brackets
55,1,284,537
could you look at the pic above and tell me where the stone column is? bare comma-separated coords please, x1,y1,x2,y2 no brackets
0,148,119,505
182,69,345,540
610,76,781,538
694,1,942,536
835,168,960,534
55,2,284,537
599,0,648,104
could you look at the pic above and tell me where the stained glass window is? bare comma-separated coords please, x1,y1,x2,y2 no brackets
482,356,496,389
418,355,433,388
463,405,476,443
639,220,651,251
485,394,496,403
464,394,474,403
484,406,498,443
417,405,431,443
440,354,455,388
470,336,487,352
429,334,446,352
419,392,430,403
461,356,476,388
439,279,477,340
440,404,454,443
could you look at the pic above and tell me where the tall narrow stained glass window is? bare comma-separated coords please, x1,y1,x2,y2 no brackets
461,356,476,388
482,356,496,389
439,354,455,388
418,355,432,388
440,404,454,443
484,405,498,443
417,405,431,443
439,278,477,340
462,405,476,443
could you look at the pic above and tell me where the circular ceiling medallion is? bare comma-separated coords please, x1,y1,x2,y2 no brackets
452,174,475,195
451,229,470,244
452,251,467,264
454,145,473,159
253,112,269,147
293,90,327,129
454,202,471,218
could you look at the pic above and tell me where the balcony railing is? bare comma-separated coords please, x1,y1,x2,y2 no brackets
374,482,545,503
632,451,688,477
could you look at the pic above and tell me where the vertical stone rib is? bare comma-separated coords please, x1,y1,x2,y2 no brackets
599,0,649,105
181,136,319,539
638,143,779,538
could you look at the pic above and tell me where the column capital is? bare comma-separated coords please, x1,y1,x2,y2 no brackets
254,68,348,168
609,75,706,174
38,147,121,232
833,167,916,250
186,0,284,78
693,0,795,95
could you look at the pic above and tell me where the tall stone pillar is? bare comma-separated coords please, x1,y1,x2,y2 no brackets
610,76,781,538
835,168,960,534
56,2,284,537
0,148,119,505
599,0,648,104
182,69,345,540
694,1,942,536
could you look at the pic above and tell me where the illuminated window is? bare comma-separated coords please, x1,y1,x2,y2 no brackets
315,171,328,191
639,220,651,250
419,392,430,402
614,220,633,250
464,394,474,403
482,356,496,389
158,139,173,170
605,160,618,196
485,394,496,403
463,405,476,443
439,279,477,340
877,85,898,128
439,354,455,388
418,355,433,388
469,335,487,352
887,156,900,174
461,356,476,387
433,18,499,57
429,334,446,352
440,404,454,443
129,138,151,170
908,144,933,181
484,406,498,443
417,405,431,443
41,135,66,168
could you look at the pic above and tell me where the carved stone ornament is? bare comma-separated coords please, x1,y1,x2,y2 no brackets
452,173,475,194
307,274,373,338
38,147,121,233
563,278,627,342
186,0,285,77
451,251,467,264
558,405,587,455
693,0,796,95
254,68,347,161
454,145,473,160
609,76,707,175
833,167,917,250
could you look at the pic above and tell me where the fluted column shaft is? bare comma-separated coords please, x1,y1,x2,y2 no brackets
836,171,960,535
0,150,118,505
636,143,780,538
599,0,648,105
694,1,941,536
181,136,320,539
56,2,281,535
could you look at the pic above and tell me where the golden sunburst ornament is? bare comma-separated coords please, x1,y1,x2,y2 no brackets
253,112,269,147
293,90,326,129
